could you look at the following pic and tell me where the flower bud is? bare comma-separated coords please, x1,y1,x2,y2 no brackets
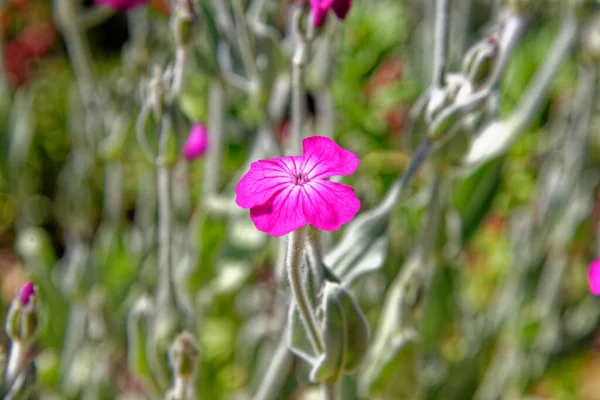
183,123,209,161
168,331,199,379
172,0,200,50
309,282,370,382
462,34,500,89
6,282,40,343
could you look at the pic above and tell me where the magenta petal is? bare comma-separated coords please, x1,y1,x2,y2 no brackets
236,156,301,209
301,136,359,179
310,0,331,27
249,186,309,236
589,258,600,296
331,0,352,20
184,123,209,161
302,180,360,231
20,282,35,306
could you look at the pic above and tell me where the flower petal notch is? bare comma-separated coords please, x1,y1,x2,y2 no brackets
589,258,600,296
183,123,209,161
236,136,360,236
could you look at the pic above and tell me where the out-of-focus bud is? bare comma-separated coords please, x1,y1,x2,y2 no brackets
507,0,539,15
168,331,199,379
462,34,500,89
183,123,209,161
6,282,40,343
309,282,370,383
171,0,201,50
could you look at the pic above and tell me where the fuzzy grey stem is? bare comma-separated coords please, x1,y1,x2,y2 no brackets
291,37,309,155
287,226,325,355
203,80,225,204
252,331,294,400
156,117,176,308
103,162,122,224
320,380,341,400
432,0,450,89
4,342,27,387
170,47,190,101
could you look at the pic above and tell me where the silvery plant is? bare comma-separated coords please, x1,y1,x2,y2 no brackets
0,0,599,399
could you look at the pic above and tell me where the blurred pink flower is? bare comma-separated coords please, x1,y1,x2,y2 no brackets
19,282,35,306
589,259,600,296
310,0,352,28
235,136,360,236
589,258,600,296
95,0,148,11
184,123,209,161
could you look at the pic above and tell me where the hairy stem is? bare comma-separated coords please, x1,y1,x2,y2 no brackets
287,226,324,355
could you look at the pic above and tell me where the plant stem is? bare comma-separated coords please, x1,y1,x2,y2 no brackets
156,116,176,310
287,226,325,355
290,30,309,155
320,379,341,400
203,80,225,205
252,329,294,400
432,0,450,90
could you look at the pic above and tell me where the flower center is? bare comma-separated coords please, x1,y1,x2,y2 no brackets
291,171,309,186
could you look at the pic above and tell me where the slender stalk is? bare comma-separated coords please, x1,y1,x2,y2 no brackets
203,80,225,204
287,226,324,355
4,342,26,386
432,0,450,90
290,27,309,155
252,330,294,400
320,379,341,400
156,116,176,309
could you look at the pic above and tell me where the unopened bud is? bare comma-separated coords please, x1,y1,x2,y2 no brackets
168,331,199,379
172,0,200,50
309,282,370,382
6,282,40,343
462,34,500,89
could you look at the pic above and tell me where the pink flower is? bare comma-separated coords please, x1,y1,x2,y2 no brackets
235,136,360,236
19,282,35,306
310,0,352,28
589,259,600,296
95,0,148,11
183,123,209,161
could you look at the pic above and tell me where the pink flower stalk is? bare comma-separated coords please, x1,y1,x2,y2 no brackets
19,282,35,306
589,258,600,296
95,0,148,11
183,123,209,161
310,0,352,28
235,136,360,236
